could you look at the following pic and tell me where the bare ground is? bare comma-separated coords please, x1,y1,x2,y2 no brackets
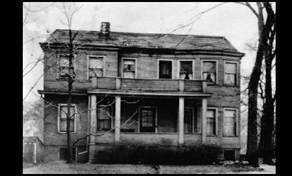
23,162,274,174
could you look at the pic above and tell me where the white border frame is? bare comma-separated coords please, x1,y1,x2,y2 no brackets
177,59,195,80
87,55,106,80
138,106,157,133
96,104,114,130
157,59,174,79
57,103,77,133
206,107,218,136
223,108,239,137
122,57,137,79
223,60,239,86
201,60,219,84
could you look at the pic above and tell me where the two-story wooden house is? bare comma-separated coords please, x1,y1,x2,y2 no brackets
38,22,244,163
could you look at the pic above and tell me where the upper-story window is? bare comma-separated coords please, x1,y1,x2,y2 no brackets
202,61,217,84
179,61,193,80
58,104,77,133
224,62,238,86
159,60,172,79
58,54,75,78
123,59,136,78
88,56,104,80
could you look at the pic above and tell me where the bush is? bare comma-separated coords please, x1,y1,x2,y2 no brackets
93,140,222,165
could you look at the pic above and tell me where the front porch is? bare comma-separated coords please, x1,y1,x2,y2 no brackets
88,95,211,146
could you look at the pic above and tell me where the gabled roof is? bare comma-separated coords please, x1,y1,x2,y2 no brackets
44,29,244,56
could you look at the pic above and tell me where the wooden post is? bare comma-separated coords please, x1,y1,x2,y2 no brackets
178,97,184,144
116,77,121,90
201,98,207,143
115,95,121,142
179,80,184,92
92,77,97,89
202,81,207,93
90,95,96,144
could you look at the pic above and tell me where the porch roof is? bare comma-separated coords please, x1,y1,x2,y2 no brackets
87,89,212,98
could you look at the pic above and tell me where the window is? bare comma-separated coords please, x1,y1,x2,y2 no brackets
159,60,172,79
225,62,237,86
59,148,76,161
96,105,112,131
88,56,104,80
58,104,76,133
184,108,193,133
202,61,216,83
123,59,136,78
224,109,237,136
179,61,193,80
207,109,216,135
59,54,75,78
140,107,156,132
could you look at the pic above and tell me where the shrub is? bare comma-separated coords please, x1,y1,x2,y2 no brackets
93,140,222,165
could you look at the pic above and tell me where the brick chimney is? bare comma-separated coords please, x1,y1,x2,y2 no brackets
100,22,110,39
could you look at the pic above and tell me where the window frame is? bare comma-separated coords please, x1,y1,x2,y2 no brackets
138,106,157,133
224,61,239,86
96,105,114,132
87,55,105,80
157,59,174,79
206,107,218,136
122,58,137,79
57,103,77,133
223,108,238,137
178,60,195,80
58,54,76,78
201,60,218,84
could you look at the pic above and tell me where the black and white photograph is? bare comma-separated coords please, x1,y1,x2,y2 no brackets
23,2,276,174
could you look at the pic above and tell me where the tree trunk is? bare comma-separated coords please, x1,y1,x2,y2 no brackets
246,2,275,167
66,28,74,164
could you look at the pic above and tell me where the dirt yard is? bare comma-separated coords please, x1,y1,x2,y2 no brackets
23,162,271,174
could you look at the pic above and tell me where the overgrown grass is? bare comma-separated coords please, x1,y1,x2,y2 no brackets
93,140,222,165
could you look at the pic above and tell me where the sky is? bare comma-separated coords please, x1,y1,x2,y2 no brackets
23,2,261,104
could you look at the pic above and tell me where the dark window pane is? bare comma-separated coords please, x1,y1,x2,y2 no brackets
159,61,172,79
180,61,192,72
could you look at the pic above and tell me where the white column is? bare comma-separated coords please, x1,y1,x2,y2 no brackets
90,95,96,143
178,97,184,144
115,95,121,142
201,98,207,144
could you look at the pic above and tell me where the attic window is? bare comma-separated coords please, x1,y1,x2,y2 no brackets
88,56,104,79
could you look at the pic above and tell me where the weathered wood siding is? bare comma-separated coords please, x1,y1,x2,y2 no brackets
43,95,88,146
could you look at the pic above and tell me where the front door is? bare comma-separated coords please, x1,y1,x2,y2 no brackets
140,107,156,132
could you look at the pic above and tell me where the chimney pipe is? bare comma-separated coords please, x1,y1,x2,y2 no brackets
100,22,110,38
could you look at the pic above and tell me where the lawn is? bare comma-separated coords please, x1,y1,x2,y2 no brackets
23,162,264,174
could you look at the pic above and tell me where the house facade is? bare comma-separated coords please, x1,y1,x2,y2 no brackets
38,22,244,163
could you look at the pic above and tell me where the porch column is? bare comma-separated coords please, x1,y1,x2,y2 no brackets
90,95,96,143
115,95,121,142
201,98,207,144
178,97,184,144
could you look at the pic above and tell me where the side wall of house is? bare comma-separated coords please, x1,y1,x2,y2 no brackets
42,94,89,162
